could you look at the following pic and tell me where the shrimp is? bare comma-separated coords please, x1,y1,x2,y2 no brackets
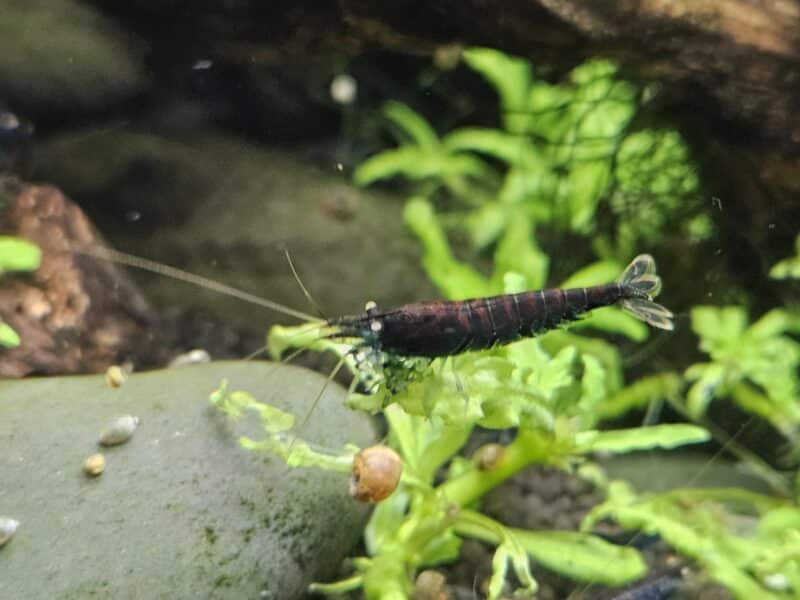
329,254,673,359
76,246,672,385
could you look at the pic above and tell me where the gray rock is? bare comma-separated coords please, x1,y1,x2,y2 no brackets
0,0,147,113
0,361,376,599
35,130,437,339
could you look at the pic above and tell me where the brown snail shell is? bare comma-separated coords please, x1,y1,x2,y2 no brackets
415,569,449,600
350,445,402,503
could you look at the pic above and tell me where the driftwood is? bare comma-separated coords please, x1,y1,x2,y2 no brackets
0,178,162,377
339,0,800,152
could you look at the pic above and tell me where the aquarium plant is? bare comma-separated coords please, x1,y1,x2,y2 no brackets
0,235,41,347
212,48,800,599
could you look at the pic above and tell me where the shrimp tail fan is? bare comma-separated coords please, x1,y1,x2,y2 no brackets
617,254,674,331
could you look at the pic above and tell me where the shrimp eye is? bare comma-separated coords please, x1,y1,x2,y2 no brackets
350,445,402,503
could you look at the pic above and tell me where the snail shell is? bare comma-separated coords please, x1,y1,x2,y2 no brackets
99,415,140,446
350,445,402,503
0,516,19,547
104,365,128,388
472,443,505,471
83,453,106,476
414,569,449,600
168,349,211,368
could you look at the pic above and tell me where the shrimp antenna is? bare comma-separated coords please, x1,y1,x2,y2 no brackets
71,244,321,323
283,248,328,320
285,353,348,459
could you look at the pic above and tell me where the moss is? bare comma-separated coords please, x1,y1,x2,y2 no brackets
204,526,218,545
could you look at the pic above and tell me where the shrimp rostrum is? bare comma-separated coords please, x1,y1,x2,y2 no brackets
328,254,672,360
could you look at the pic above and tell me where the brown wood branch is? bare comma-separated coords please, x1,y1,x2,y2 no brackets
339,0,800,149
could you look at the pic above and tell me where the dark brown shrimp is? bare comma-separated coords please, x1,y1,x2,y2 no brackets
75,246,671,361
330,254,673,358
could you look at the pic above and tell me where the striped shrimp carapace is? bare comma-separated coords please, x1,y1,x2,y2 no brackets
329,254,673,359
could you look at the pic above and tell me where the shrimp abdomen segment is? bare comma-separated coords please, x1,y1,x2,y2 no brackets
359,284,624,358
332,254,673,358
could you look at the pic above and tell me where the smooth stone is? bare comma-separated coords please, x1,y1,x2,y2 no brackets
0,361,376,599
0,0,146,114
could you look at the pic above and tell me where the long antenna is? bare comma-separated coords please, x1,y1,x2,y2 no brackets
283,248,327,320
71,244,322,323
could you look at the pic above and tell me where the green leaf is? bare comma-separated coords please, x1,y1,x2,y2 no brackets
488,544,510,600
770,234,800,280
566,160,612,232
382,101,440,149
578,354,607,419
513,529,645,585
685,362,726,418
462,47,532,114
465,202,508,250
353,146,428,186
571,308,649,342
599,372,684,421
354,146,494,188
575,424,709,454
491,213,549,291
443,127,539,165
364,491,408,555
404,197,490,299
0,321,21,348
586,485,790,600
385,403,471,483
0,236,41,273
691,305,747,345
560,260,622,288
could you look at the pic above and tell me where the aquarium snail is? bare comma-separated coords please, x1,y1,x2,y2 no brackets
0,516,19,547
83,453,106,476
350,445,402,503
104,365,128,388
168,349,211,368
99,415,140,446
472,443,505,471
414,569,449,600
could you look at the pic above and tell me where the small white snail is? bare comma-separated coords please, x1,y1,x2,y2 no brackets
99,415,140,446
168,349,211,368
0,516,19,547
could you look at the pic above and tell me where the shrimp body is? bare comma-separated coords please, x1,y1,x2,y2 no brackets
331,254,673,358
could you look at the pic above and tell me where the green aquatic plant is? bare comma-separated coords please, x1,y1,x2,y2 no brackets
355,47,705,257
215,327,708,598
585,481,800,599
213,48,783,598
685,305,800,441
226,235,708,597
771,234,800,280
0,235,41,347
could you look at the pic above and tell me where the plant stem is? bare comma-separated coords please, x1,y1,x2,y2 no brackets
437,429,553,506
